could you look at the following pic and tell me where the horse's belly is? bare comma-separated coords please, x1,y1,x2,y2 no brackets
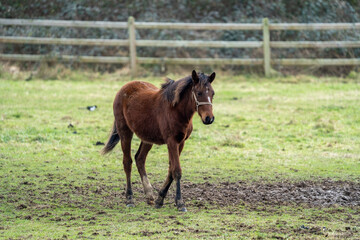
125,110,165,145
131,123,165,145
135,131,165,145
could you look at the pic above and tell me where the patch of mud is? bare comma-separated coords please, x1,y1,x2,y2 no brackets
3,178,359,211
176,180,359,208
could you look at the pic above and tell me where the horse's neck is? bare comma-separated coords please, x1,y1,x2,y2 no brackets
176,89,196,123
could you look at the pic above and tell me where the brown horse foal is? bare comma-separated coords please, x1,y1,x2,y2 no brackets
102,70,215,211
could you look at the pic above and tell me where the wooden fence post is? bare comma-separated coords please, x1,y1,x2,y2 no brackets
262,18,271,77
128,16,136,77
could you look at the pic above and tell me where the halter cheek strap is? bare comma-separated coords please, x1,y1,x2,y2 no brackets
192,91,212,112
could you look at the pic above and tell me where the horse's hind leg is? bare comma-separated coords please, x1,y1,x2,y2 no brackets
135,141,155,205
117,123,134,207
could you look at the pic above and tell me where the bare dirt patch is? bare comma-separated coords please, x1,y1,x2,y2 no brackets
3,178,359,213
176,179,360,208
2,178,359,238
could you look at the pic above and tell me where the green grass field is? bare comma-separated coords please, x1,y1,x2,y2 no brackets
0,71,359,239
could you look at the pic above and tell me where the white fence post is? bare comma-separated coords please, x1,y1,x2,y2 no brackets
128,16,136,77
262,18,271,77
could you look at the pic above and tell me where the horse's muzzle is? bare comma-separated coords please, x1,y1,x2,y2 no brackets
203,116,215,125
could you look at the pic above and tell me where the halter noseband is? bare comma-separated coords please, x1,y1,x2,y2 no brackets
192,91,212,112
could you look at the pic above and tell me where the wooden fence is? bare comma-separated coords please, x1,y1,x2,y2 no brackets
0,17,360,76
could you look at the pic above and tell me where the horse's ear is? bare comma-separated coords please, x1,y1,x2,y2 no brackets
209,72,216,83
192,70,199,85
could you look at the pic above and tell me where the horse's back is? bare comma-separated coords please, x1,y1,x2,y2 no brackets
114,80,159,113
120,81,158,96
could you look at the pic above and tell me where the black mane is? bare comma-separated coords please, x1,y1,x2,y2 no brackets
160,73,209,106
161,76,192,106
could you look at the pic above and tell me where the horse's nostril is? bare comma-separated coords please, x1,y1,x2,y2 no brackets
211,116,215,123
205,116,210,124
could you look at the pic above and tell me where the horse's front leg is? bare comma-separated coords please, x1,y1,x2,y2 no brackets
155,140,186,211
168,140,187,212
155,169,173,209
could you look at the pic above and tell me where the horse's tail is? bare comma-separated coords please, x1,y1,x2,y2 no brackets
101,121,120,155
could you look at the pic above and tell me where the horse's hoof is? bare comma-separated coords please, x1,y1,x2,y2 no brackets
126,203,135,208
178,207,187,212
155,198,164,208
147,199,155,205
155,204,163,209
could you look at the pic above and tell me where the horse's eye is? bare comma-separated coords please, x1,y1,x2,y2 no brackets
197,92,202,96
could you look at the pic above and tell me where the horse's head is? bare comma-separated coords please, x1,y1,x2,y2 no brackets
191,70,216,125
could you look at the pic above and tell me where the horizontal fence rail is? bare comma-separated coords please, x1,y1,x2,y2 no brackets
0,36,129,46
273,58,360,66
2,18,359,30
270,41,360,48
0,18,128,28
1,17,359,76
269,23,360,30
2,54,358,66
0,36,262,48
136,40,262,48
0,54,130,63
0,54,263,65
134,22,263,30
137,57,263,65
2,36,360,49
